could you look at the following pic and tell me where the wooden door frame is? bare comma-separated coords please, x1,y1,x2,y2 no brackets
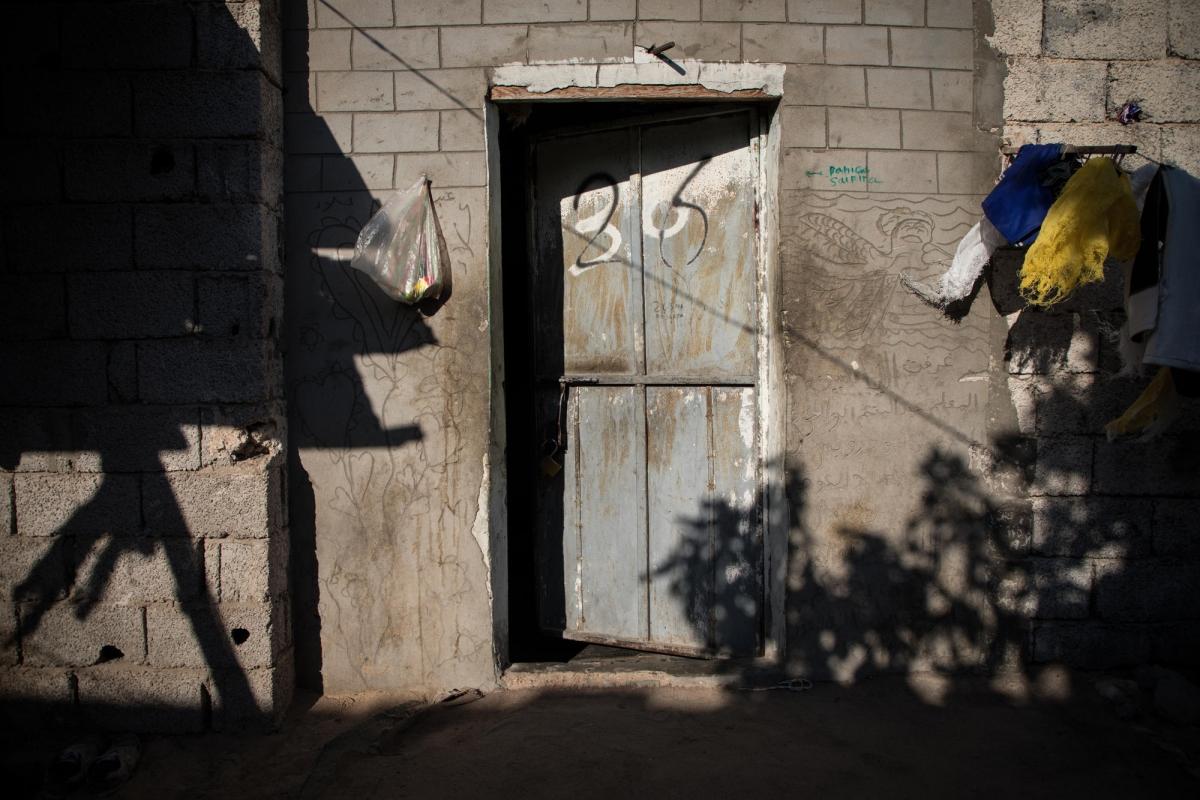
484,61,787,671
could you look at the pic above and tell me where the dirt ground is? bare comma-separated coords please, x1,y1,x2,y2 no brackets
8,671,1200,799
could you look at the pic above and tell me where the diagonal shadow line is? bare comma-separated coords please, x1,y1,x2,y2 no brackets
316,0,483,121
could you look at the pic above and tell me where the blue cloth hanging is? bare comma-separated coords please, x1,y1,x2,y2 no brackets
982,143,1064,246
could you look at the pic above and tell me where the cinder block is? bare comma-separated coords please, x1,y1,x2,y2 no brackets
0,603,15,665
783,65,866,107
285,112,354,154
1032,496,1152,559
395,0,481,25
352,111,439,153
485,0,587,23
1096,559,1200,622
1109,61,1200,124
76,665,206,733
1094,436,1200,496
931,70,971,112
72,536,203,605
15,473,139,538
787,0,859,23
138,339,276,405
864,0,922,25
825,25,888,66
1032,621,1150,667
321,154,394,190
220,537,290,603
0,276,66,341
1005,311,1093,375
285,28,350,71
145,466,280,539
283,70,315,115
440,110,485,151
0,473,11,536
200,402,284,469
61,2,192,68
634,21,740,60
702,0,785,21
0,342,108,406
209,655,294,731
828,108,900,149
146,602,284,670
902,110,975,151
1,73,132,138
781,107,826,148
890,28,972,70
108,340,139,404
197,0,283,82
937,151,999,195
64,142,195,202
350,27,439,70
987,0,1042,55
1170,0,1200,58
317,71,393,112
198,274,277,339
0,537,68,602
197,142,283,205
394,68,486,111
1155,500,1200,557
1153,621,1200,666
742,23,821,64
927,0,972,28
783,148,869,191
315,0,393,27
68,272,195,340
135,204,274,271
549,0,615,20
1030,558,1092,619
65,407,203,473
1,142,60,203
0,667,76,728
865,150,936,193
639,0,700,18
135,72,279,139
394,152,487,188
1004,59,1106,123
528,23,633,62
2,206,132,272
866,68,931,109
285,155,322,192
1030,436,1092,497
1162,125,1200,174
442,25,528,68
1043,0,1166,59
21,603,144,667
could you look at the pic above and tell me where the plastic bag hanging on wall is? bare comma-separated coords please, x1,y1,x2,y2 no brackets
350,176,449,304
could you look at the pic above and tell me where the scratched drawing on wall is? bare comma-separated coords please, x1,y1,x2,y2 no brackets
289,188,483,685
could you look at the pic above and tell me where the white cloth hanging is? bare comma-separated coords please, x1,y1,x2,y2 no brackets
901,216,1006,308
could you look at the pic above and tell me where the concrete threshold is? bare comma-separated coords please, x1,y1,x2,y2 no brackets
502,646,780,691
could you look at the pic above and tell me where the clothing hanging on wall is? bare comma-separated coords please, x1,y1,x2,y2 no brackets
982,143,1065,246
1018,157,1140,307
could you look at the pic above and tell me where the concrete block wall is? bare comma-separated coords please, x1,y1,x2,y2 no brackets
988,0,1200,668
0,1,291,731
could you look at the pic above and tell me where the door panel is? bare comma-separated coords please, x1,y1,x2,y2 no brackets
531,110,762,658
533,129,642,377
571,386,646,640
647,386,712,651
641,114,757,378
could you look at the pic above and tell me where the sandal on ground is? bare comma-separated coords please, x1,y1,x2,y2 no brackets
42,734,105,799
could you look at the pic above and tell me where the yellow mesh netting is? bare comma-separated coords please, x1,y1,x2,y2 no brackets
1018,157,1141,307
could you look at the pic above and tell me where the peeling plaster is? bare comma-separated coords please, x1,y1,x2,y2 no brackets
491,60,785,97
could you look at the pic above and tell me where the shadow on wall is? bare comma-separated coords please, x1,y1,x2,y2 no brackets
0,0,281,731
284,0,481,692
